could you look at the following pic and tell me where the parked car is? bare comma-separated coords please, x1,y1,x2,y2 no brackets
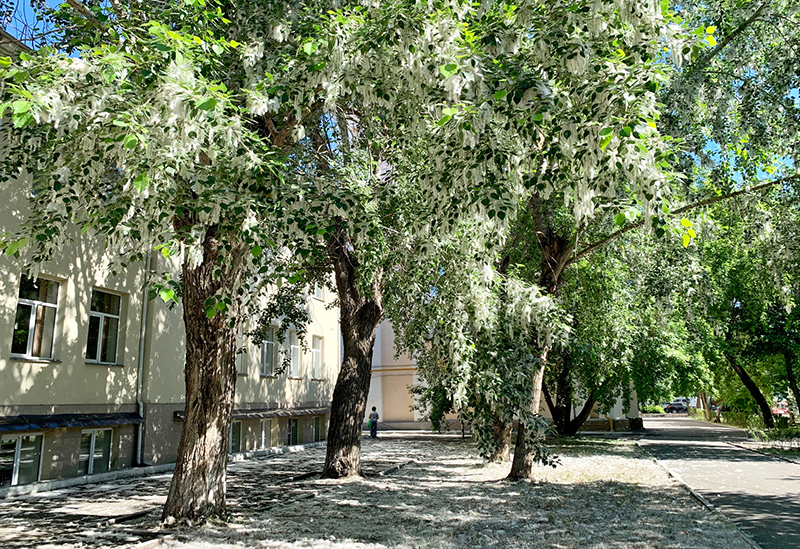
664,403,688,414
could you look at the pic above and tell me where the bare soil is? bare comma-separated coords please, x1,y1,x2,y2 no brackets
0,435,753,549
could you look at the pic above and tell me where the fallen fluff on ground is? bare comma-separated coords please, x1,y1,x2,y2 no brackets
159,436,750,549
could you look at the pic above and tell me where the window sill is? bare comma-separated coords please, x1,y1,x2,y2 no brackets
9,356,61,364
85,362,125,367
311,378,324,382
237,372,247,377
287,377,303,380
260,374,277,379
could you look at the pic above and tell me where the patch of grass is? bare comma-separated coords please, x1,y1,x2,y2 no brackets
641,404,665,414
750,426,800,442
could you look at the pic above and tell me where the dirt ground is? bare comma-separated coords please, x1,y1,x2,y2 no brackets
0,435,753,549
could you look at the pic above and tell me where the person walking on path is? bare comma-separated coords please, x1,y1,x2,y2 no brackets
369,406,379,439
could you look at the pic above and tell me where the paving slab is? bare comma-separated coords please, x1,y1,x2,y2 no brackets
638,416,800,549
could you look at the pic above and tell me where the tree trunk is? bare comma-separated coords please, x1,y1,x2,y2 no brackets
508,346,549,479
162,225,244,523
727,354,775,429
508,194,575,479
489,418,512,462
699,391,712,421
785,352,800,421
321,227,383,478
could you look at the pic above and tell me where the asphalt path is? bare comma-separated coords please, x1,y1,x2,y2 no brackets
637,416,800,549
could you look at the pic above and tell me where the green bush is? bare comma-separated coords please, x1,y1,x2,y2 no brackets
687,407,706,420
722,411,765,431
640,404,665,414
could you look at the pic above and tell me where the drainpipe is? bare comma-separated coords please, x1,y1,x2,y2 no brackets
135,250,152,466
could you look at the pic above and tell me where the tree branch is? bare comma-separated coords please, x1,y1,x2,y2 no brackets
691,3,769,72
567,174,799,268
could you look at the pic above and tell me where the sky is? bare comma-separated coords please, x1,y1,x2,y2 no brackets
2,0,63,44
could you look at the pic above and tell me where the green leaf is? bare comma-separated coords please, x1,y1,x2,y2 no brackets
532,113,544,122
706,35,717,47
442,107,458,116
437,115,452,126
133,173,149,192
687,228,696,238
12,111,33,128
11,100,31,113
229,40,241,48
0,57,11,68
599,135,613,150
158,288,175,303
599,127,614,137
206,307,219,319
302,41,318,55
680,217,693,228
706,26,716,34
682,234,691,248
613,212,626,226
212,43,223,55
123,134,138,150
251,245,262,257
197,97,217,111
493,89,507,100
439,63,458,78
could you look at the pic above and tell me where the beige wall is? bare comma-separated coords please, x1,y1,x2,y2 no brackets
0,173,147,409
367,321,418,424
235,286,340,409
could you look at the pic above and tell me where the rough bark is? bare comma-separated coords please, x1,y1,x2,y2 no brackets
489,418,512,462
727,354,775,429
508,346,549,479
162,224,245,523
321,226,383,478
545,377,596,437
508,194,573,479
784,352,800,420
699,391,712,421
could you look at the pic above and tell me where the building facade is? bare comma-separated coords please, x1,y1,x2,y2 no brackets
0,170,340,488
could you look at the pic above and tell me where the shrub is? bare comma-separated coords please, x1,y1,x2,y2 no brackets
640,404,665,414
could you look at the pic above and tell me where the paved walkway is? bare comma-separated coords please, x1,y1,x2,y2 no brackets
637,416,800,549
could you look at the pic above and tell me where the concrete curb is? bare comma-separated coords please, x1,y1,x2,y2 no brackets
0,440,327,499
636,441,762,549
726,441,800,466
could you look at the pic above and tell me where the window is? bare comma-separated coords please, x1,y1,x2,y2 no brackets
78,429,112,475
86,290,121,364
287,418,298,446
288,331,300,378
313,283,324,300
311,336,323,379
230,421,242,453
260,419,272,449
0,434,43,487
313,416,322,442
260,327,276,377
11,275,59,359
236,326,246,375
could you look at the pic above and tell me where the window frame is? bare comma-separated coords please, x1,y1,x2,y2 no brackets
259,418,272,449
313,416,322,442
311,336,323,379
288,330,301,378
236,325,246,376
287,418,298,446
85,289,122,365
78,428,113,476
260,326,277,377
11,276,59,361
313,283,324,301
230,420,242,454
0,433,44,487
